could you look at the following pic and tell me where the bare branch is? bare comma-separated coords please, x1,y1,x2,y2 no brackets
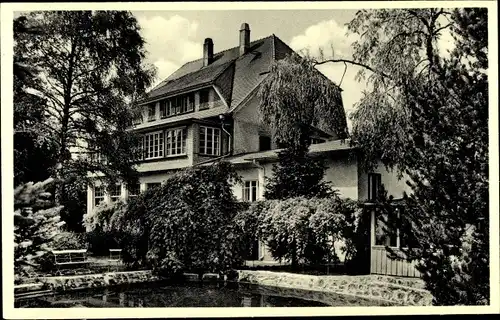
339,61,348,87
312,58,392,79
434,23,453,35
70,89,98,101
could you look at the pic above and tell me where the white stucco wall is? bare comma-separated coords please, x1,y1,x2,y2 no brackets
323,154,360,200
232,92,274,155
358,161,412,200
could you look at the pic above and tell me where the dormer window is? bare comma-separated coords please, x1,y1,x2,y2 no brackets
147,104,156,122
160,100,168,118
168,93,194,116
199,89,210,110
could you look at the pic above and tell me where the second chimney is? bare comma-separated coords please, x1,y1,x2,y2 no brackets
203,38,214,67
239,23,250,56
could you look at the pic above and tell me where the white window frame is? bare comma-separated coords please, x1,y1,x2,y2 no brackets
95,152,107,164
165,127,187,157
94,186,105,207
199,126,221,156
199,89,210,110
160,100,168,119
373,205,408,249
368,172,382,201
147,104,156,122
127,183,141,200
243,180,259,202
109,184,122,202
144,130,164,160
168,94,194,116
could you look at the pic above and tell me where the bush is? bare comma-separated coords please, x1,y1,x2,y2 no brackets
240,196,363,269
89,162,251,276
144,162,247,276
83,200,124,256
50,231,86,250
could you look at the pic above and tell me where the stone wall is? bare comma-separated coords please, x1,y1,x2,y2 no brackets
19,269,432,306
237,270,432,306
39,270,158,292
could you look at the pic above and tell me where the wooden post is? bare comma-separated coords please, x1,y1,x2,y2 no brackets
370,207,376,274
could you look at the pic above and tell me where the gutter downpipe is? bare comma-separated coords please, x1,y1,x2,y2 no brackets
221,118,232,156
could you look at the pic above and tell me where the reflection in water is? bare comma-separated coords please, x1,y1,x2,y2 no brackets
16,281,392,308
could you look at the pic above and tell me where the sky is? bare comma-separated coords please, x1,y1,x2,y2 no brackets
12,8,455,131
132,10,365,129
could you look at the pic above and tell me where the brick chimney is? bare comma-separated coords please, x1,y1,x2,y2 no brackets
203,38,214,67
239,23,250,56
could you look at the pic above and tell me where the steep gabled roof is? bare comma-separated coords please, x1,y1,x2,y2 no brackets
140,35,295,109
144,61,233,101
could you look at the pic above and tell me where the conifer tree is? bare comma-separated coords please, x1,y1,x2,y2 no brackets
14,179,65,282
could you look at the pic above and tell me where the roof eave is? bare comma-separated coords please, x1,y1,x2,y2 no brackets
243,145,357,162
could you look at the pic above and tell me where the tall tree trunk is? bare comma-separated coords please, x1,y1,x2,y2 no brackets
54,37,77,206
291,238,298,269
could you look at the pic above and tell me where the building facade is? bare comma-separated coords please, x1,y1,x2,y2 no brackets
86,23,419,277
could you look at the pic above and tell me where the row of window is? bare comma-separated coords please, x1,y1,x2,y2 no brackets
136,125,221,160
95,173,377,207
93,133,324,164
95,176,383,208
93,183,161,207
94,180,259,207
134,89,211,125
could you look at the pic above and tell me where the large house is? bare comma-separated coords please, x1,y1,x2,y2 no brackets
87,23,420,277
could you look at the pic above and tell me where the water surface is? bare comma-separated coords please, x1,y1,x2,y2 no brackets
16,281,392,308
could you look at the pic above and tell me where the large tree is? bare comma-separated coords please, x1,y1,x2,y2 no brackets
258,53,349,200
14,11,156,204
314,8,488,305
14,16,58,186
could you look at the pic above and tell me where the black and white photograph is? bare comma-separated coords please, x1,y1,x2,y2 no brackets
1,1,498,318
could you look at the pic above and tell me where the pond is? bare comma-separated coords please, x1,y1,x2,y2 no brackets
16,281,393,308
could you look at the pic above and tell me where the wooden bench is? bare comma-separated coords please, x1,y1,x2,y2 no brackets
52,249,91,276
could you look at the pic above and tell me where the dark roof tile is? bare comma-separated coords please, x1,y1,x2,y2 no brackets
142,35,294,110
